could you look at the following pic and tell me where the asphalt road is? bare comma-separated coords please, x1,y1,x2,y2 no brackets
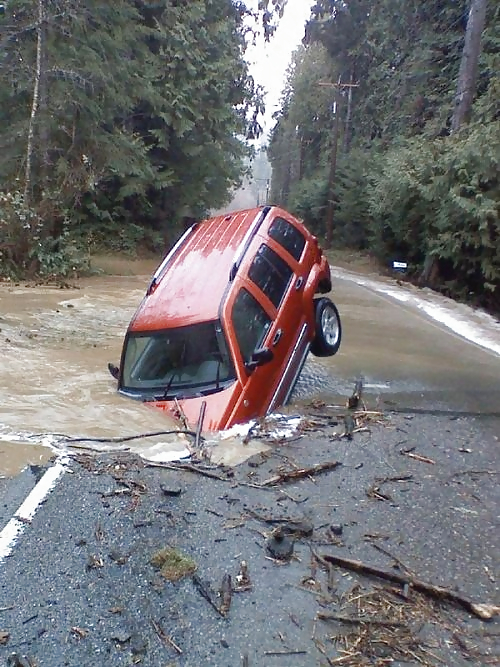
0,401,499,666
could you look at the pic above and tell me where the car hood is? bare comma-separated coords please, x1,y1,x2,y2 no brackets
149,383,239,432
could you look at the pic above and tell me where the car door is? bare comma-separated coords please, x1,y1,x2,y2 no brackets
223,243,308,423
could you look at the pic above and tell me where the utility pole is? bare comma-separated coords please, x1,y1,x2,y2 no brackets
319,78,359,249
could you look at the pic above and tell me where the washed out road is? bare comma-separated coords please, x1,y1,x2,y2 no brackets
0,262,499,666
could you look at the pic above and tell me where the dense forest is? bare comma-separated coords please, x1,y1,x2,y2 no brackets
0,0,283,275
268,0,499,313
0,0,498,315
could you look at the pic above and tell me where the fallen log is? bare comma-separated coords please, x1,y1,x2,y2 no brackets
321,553,500,620
259,461,341,486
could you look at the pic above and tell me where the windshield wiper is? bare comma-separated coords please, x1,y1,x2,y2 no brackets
154,371,178,401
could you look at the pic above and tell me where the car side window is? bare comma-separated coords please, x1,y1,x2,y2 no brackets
232,288,272,363
248,244,293,308
268,217,306,261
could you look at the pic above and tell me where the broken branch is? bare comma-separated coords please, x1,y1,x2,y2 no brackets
400,448,435,464
264,649,307,656
317,612,405,627
259,461,341,486
192,574,225,617
146,461,229,481
219,574,232,617
151,617,183,654
321,553,500,620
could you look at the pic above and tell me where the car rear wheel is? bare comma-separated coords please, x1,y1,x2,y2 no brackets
310,297,341,357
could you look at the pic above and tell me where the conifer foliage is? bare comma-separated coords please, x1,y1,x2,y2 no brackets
0,0,274,275
268,0,499,313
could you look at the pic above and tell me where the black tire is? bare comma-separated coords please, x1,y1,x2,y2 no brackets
310,297,342,357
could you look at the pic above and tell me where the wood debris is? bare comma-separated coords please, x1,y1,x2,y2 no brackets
319,587,438,666
321,552,499,619
366,474,413,502
192,574,225,617
258,461,341,486
400,447,436,464
263,649,307,656
235,560,252,591
219,573,232,616
70,626,89,639
151,617,182,654
86,554,104,570
317,611,405,627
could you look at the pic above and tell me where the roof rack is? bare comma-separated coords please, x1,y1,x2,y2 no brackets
229,206,271,282
146,223,198,296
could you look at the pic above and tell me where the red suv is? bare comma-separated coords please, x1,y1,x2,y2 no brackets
115,206,341,431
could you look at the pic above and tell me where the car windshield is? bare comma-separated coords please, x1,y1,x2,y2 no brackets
121,320,235,399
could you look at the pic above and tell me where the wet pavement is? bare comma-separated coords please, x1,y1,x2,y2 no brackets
0,406,499,666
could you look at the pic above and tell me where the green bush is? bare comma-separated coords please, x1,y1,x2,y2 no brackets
366,122,500,310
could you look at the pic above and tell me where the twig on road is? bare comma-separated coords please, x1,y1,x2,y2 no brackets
151,617,182,654
192,574,225,617
317,612,405,627
146,461,229,481
400,447,435,464
258,461,341,486
264,649,308,656
321,553,500,619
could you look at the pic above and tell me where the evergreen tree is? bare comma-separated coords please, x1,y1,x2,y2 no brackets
267,0,499,313
0,0,276,274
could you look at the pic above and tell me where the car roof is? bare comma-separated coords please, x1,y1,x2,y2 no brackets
131,206,272,331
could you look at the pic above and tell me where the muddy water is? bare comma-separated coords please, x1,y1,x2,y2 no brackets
295,272,500,418
0,268,184,476
1,261,499,476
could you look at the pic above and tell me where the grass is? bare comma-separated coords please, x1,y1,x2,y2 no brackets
151,546,197,581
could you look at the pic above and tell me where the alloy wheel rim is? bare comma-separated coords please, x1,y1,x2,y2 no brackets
321,306,340,346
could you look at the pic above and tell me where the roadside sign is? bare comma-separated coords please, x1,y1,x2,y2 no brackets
392,261,408,272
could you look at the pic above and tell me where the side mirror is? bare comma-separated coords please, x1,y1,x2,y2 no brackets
245,347,273,372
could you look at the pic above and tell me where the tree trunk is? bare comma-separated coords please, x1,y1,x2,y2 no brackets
23,0,45,205
451,0,488,132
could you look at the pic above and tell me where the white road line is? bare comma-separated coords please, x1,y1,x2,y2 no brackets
0,460,66,564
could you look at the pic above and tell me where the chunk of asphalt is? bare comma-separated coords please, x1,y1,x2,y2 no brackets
160,484,183,497
266,527,294,560
330,523,343,536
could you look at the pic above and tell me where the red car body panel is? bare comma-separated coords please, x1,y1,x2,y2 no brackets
118,206,333,431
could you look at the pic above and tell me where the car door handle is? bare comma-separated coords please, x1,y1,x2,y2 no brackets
272,329,282,346
295,276,304,290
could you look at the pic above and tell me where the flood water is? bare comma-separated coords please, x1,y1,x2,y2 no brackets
1,259,499,476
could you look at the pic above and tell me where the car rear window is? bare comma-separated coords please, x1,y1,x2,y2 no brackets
232,288,272,363
268,217,306,261
248,244,293,308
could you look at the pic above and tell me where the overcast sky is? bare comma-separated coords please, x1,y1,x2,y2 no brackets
246,0,313,135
